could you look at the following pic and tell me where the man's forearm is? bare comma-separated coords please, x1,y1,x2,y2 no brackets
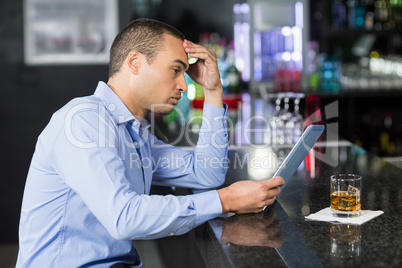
203,88,224,108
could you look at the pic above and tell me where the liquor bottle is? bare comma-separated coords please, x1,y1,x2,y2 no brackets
188,76,205,145
274,60,285,92
380,111,396,156
225,42,241,95
291,62,302,92
364,0,376,29
332,0,347,29
394,0,402,28
374,0,389,30
347,0,366,29
318,54,341,92
389,0,400,28
386,0,396,29
355,0,367,28
306,42,320,92
348,0,357,28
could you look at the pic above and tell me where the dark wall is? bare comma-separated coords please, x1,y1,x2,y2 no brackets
160,0,235,41
0,0,235,243
0,0,112,243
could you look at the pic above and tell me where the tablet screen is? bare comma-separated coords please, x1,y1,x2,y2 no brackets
274,124,325,192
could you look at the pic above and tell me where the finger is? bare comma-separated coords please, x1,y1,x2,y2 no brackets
261,176,283,189
183,41,216,60
271,176,285,187
183,39,211,52
186,50,216,64
263,187,281,201
261,196,277,208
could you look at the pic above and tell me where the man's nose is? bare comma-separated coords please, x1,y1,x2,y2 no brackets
178,74,188,93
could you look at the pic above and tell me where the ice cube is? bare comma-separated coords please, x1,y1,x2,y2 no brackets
339,197,354,210
348,185,359,195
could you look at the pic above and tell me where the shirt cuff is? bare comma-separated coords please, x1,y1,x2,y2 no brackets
201,102,228,131
190,190,223,227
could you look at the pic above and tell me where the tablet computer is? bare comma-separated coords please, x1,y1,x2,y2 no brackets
275,124,324,191
264,124,325,212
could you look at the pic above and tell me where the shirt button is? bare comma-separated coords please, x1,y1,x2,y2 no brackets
170,232,175,236
214,117,219,122
134,142,138,146
133,121,138,126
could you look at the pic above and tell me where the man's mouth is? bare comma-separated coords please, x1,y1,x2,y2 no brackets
170,96,181,105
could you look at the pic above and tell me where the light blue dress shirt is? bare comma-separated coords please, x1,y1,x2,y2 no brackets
16,81,229,267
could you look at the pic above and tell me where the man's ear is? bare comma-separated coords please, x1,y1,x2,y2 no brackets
127,51,141,74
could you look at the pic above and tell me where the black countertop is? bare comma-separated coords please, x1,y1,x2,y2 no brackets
190,142,402,268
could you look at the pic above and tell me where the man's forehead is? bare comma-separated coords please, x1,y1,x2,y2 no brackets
162,34,188,69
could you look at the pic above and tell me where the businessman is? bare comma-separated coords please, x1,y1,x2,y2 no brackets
16,18,284,267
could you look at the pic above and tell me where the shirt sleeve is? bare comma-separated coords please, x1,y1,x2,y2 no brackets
50,108,223,240
151,102,229,189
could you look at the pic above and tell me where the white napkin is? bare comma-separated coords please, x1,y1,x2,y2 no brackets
305,207,384,225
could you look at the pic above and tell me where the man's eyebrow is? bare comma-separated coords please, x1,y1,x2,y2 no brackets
173,59,188,71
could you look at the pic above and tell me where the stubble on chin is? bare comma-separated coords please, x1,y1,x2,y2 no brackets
150,103,175,116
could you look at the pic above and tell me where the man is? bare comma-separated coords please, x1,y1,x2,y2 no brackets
17,18,284,267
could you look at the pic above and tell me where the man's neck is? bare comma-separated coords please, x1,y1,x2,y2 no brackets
107,78,147,120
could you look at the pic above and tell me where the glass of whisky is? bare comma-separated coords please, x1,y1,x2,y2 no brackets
330,174,362,217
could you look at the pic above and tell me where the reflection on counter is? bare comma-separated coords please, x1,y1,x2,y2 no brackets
330,224,361,262
220,212,284,248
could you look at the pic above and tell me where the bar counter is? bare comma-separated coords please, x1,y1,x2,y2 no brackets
176,141,402,267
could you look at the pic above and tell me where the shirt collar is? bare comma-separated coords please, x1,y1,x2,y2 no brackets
94,81,150,129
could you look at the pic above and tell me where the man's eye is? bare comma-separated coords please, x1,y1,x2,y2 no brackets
173,69,180,74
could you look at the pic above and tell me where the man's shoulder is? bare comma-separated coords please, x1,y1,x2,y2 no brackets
63,95,103,112
41,95,104,133
51,95,104,120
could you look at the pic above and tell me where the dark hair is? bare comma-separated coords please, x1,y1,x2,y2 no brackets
109,18,186,78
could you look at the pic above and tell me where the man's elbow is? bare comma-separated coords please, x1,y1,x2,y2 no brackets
107,226,132,240
108,224,148,241
205,172,226,189
107,215,146,240
215,173,226,187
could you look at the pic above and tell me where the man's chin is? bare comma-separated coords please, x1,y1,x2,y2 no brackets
152,105,175,116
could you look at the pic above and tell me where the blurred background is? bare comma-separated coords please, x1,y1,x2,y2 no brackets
2,0,402,266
